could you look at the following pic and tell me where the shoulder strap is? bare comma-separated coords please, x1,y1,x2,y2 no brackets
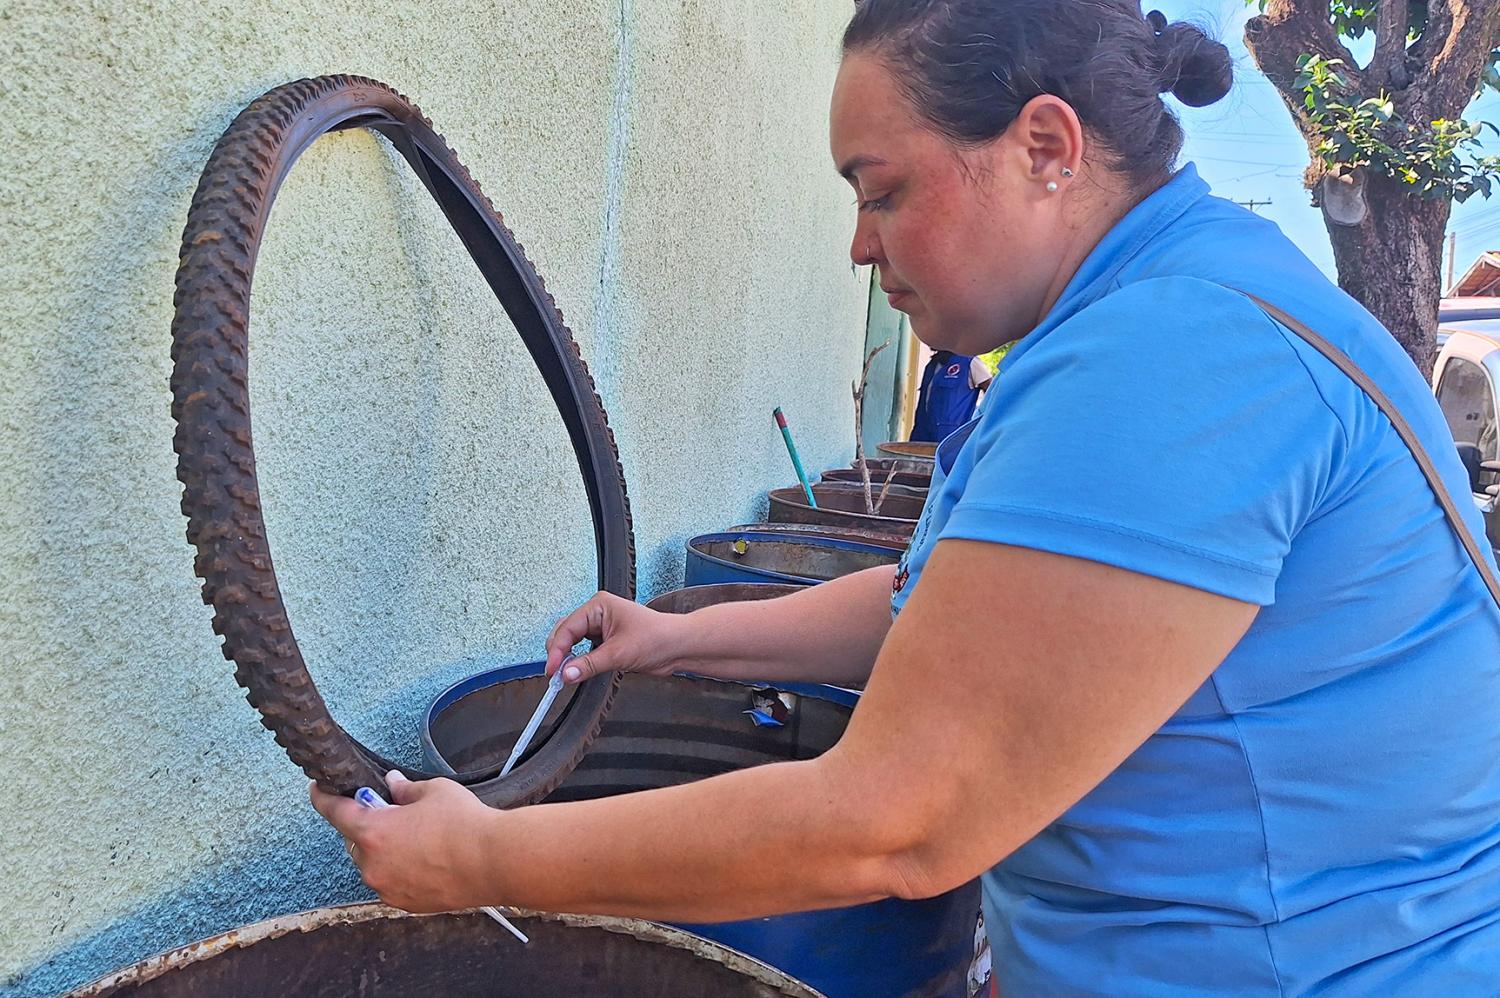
1243,293,1500,610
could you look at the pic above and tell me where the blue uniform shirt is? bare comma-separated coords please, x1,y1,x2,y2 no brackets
913,352,984,442
892,165,1500,995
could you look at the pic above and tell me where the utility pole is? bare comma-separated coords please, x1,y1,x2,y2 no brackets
1447,232,1457,293
1234,198,1273,213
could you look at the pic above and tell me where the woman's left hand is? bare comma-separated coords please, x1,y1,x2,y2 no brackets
310,771,498,913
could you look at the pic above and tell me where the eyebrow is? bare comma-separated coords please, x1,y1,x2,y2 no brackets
836,154,888,181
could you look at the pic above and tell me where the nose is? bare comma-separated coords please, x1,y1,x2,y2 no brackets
849,215,882,268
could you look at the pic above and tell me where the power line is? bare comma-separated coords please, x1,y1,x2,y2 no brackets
1455,234,1500,251
1220,167,1282,183
1454,212,1500,235
1453,202,1500,224
1452,205,1500,232
1189,127,1308,138
1454,224,1500,248
1193,153,1308,168
1453,210,1500,238
1190,135,1307,146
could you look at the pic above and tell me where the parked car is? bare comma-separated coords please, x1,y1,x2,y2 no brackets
1438,297,1500,350
1432,325,1500,553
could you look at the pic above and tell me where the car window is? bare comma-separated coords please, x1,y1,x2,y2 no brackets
1436,358,1499,465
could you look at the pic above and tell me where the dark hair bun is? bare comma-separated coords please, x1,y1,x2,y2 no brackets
1148,11,1233,107
844,0,1231,187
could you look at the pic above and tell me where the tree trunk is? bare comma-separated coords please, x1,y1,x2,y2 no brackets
1243,0,1500,376
1323,173,1450,375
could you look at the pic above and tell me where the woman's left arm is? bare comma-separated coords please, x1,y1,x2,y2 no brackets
314,538,1257,920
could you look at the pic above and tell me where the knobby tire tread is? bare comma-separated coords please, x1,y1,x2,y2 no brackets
171,75,633,805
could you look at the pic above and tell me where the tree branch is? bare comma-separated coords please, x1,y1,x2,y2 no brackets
1412,0,1500,114
1372,0,1413,89
1245,0,1365,101
872,465,898,517
851,338,892,516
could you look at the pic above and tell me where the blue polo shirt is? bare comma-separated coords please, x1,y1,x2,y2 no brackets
891,165,1500,995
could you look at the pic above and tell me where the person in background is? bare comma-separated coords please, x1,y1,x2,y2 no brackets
911,350,993,442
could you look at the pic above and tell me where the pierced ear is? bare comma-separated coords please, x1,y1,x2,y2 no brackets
1013,95,1084,182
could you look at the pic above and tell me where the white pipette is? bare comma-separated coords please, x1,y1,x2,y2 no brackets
498,664,569,777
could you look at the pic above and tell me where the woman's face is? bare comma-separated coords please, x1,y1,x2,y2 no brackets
830,53,1075,354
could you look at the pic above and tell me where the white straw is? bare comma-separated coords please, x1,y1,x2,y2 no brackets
354,787,529,943
479,905,530,943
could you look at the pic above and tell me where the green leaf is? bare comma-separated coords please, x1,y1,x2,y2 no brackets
1257,12,1500,204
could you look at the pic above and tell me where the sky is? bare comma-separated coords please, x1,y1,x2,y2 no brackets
1158,0,1500,284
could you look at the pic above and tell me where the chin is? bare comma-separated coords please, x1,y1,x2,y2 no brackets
911,314,1020,356
911,328,969,355
908,318,958,352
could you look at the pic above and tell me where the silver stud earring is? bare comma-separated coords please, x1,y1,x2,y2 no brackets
1046,181,1060,193
1061,167,1075,179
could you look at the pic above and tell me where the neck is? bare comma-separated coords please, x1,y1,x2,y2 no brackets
1034,175,1156,323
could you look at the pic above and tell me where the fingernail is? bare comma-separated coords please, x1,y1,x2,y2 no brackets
564,665,582,682
386,770,406,783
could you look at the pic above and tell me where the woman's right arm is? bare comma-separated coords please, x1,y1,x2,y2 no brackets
544,564,898,688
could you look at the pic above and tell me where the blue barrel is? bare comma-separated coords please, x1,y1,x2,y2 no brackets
686,529,902,588
423,665,980,998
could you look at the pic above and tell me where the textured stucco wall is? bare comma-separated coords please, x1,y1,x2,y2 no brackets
0,1,868,993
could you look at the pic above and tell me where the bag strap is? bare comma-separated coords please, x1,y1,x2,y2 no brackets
1243,293,1500,610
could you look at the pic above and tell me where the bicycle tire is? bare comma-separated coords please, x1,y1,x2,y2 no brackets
170,75,633,806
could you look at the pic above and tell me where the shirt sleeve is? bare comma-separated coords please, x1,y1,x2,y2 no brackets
969,356,992,389
939,277,1347,605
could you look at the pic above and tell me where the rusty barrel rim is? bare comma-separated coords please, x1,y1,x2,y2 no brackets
725,522,910,552
820,466,931,490
63,903,824,998
646,582,804,612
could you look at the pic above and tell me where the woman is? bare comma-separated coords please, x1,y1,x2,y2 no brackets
314,2,1500,992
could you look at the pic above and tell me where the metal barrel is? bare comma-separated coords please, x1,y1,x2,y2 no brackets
647,582,803,612
857,456,928,471
873,441,938,473
821,466,931,490
685,531,902,587
875,441,938,461
423,666,980,998
766,483,923,538
64,903,821,998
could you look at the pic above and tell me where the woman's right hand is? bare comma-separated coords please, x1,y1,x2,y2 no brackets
544,591,685,684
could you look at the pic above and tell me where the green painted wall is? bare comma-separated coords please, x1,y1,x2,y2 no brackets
860,278,915,454
0,2,870,992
